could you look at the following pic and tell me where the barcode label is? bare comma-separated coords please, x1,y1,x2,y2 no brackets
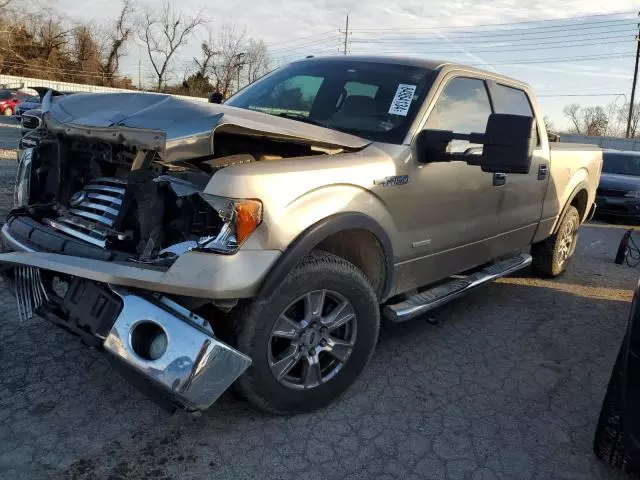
388,84,417,116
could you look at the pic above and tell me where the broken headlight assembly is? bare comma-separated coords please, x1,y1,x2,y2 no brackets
14,147,34,207
197,194,262,254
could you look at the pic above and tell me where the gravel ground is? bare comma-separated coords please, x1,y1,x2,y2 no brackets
0,120,636,479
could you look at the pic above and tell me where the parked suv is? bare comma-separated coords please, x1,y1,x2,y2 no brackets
0,56,602,414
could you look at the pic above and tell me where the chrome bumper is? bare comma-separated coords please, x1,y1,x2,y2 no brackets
8,265,251,411
103,289,251,411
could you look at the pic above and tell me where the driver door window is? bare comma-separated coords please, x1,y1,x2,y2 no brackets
425,77,493,153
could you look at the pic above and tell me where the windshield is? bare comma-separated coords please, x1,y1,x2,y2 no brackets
603,152,640,176
226,59,435,144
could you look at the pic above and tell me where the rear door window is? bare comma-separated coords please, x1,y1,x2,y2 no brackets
491,84,539,145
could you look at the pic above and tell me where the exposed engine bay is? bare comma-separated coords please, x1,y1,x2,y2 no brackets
20,131,330,264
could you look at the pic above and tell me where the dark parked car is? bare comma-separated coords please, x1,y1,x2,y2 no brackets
594,280,640,475
14,95,40,118
14,87,75,118
595,150,640,221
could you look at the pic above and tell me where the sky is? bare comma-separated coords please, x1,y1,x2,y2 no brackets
50,0,639,130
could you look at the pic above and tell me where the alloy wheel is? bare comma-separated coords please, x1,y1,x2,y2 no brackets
267,289,357,390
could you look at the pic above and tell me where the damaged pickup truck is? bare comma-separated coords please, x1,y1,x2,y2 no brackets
0,56,602,414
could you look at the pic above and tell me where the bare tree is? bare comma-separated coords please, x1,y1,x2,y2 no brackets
207,25,246,98
138,2,205,91
583,106,608,136
71,24,102,79
244,39,270,84
562,104,608,136
194,41,217,77
39,18,71,60
100,0,134,85
616,103,640,138
197,25,271,98
563,104,581,134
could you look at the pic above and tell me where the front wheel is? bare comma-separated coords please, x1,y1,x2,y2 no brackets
229,251,380,414
531,205,580,277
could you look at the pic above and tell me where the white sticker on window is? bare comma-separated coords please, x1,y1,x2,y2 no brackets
388,84,417,116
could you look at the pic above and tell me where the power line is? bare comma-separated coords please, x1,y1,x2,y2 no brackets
468,52,633,66
268,37,341,54
350,37,632,55
264,30,336,48
348,10,636,33
350,26,637,44
351,18,638,37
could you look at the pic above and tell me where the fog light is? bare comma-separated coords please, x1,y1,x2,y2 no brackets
131,321,168,361
149,331,168,360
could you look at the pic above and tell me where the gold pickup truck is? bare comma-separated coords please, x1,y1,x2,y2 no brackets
1,56,602,414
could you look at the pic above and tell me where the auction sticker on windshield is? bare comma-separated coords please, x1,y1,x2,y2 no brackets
388,84,417,116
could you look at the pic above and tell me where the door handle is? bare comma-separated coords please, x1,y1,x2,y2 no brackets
538,164,549,180
493,172,506,186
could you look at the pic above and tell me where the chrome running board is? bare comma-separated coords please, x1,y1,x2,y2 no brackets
15,266,49,322
383,253,532,323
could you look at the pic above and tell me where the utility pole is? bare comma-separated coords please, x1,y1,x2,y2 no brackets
342,14,349,55
235,52,246,93
138,54,142,90
627,14,640,138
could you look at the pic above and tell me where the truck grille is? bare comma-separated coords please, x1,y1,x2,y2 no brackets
46,177,127,247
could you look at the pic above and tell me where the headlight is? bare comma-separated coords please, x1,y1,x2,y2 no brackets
197,194,262,254
626,191,640,199
14,147,33,207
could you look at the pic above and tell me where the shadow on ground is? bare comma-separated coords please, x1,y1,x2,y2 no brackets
44,280,629,480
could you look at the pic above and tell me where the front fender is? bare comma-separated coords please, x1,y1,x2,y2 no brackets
261,183,399,253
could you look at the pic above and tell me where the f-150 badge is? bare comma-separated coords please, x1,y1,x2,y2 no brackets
374,175,409,187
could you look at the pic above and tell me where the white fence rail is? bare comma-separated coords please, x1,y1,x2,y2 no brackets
559,134,640,152
0,74,208,103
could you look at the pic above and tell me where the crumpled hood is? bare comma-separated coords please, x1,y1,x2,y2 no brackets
46,92,370,161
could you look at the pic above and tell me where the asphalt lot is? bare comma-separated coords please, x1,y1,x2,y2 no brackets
0,119,636,479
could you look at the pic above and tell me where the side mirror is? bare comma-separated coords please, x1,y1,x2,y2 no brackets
415,113,534,174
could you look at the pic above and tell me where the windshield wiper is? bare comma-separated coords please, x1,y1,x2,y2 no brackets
277,112,334,130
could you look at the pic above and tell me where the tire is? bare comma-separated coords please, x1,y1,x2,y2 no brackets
3,107,12,116
593,343,631,472
228,251,380,414
531,205,580,277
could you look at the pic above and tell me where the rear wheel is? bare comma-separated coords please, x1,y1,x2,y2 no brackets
531,206,580,277
228,251,380,414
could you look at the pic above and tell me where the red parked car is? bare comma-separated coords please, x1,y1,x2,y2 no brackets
0,89,20,115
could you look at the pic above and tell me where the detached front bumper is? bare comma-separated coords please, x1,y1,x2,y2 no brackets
0,218,259,411
103,289,251,410
5,267,251,411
